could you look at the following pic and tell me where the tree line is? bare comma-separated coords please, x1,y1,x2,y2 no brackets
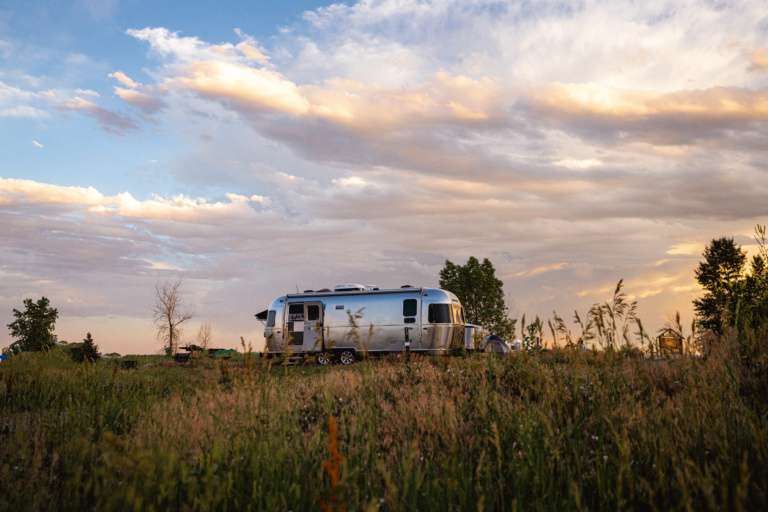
3,225,767,358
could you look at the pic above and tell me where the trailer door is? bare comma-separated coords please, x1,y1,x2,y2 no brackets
303,302,324,352
285,303,305,348
402,297,421,349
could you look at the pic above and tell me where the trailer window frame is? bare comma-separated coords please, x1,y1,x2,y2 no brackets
266,310,277,327
402,298,418,318
428,303,451,324
288,303,304,321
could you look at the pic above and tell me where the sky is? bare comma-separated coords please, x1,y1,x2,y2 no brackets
1,0,767,354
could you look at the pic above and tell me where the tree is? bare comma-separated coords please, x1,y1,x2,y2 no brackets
152,280,193,355
82,332,100,362
439,257,515,339
189,322,213,358
70,332,101,363
6,297,58,352
734,226,768,332
693,238,746,334
196,322,212,349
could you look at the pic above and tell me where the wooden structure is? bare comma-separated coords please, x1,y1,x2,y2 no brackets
657,328,684,357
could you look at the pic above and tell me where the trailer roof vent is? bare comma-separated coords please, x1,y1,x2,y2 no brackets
334,283,368,292
317,288,331,292
303,289,315,293
400,284,415,288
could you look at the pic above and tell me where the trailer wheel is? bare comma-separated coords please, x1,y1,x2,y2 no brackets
338,350,356,365
316,352,333,366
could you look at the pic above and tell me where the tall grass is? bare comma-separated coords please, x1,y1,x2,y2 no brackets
1,333,766,511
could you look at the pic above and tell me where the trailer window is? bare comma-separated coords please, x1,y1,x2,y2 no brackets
428,304,451,323
288,304,304,321
307,304,320,321
403,299,417,317
266,310,276,327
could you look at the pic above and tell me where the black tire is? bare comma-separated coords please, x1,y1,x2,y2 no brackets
316,352,333,366
338,350,356,365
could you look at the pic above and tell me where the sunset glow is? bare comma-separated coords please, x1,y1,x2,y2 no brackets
2,0,767,353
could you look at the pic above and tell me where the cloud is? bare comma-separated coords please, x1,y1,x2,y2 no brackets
109,70,140,89
1,78,140,130
61,96,138,134
299,71,502,128
117,6,768,187
577,272,692,301
75,88,100,97
554,158,603,170
234,28,270,65
0,81,35,102
749,48,768,71
145,260,184,271
113,13,768,232
121,26,510,188
169,60,311,115
666,243,705,256
0,178,105,206
31,139,43,149
513,262,568,278
332,176,367,188
125,27,501,130
0,105,49,118
0,177,267,222
527,84,768,144
0,80,49,118
237,42,269,65
126,27,249,64
108,70,166,114
672,284,698,293
113,87,165,113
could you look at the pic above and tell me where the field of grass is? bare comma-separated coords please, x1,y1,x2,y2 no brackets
1,340,767,511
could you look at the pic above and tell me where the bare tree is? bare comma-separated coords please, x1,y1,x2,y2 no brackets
152,280,193,355
196,322,212,349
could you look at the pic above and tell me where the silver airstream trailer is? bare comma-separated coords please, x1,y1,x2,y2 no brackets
257,284,475,364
